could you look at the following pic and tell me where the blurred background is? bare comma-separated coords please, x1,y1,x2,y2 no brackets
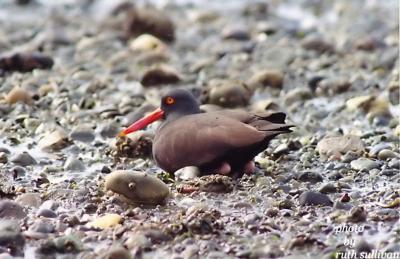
0,0,399,258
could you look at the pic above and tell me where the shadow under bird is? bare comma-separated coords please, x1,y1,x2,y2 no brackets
120,89,293,178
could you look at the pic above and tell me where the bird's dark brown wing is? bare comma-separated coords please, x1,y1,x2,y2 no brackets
153,111,291,172
212,109,292,132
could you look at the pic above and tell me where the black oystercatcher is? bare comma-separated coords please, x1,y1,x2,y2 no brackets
120,89,293,178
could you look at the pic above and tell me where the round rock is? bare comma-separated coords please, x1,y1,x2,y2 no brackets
140,64,180,87
69,127,95,143
316,135,364,159
125,7,175,42
10,152,36,167
203,79,251,108
130,34,167,53
36,208,57,218
15,193,41,208
350,158,380,171
105,170,170,205
247,69,284,91
28,221,55,234
377,149,398,160
38,130,70,151
63,157,85,171
0,201,26,219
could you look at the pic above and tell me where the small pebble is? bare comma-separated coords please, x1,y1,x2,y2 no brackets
130,34,167,53
0,152,7,164
222,25,250,41
297,171,323,183
175,166,200,181
15,193,41,208
87,214,122,229
340,193,351,202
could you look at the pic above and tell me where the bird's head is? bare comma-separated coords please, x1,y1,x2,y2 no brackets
119,89,200,136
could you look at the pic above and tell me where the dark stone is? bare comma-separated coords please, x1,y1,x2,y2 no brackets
141,65,180,87
327,171,344,180
10,166,26,179
298,171,323,183
318,182,338,194
308,76,325,92
334,201,353,210
36,208,57,218
0,52,53,72
299,191,333,206
355,238,373,253
101,166,111,174
69,130,95,143
99,123,120,138
125,7,175,42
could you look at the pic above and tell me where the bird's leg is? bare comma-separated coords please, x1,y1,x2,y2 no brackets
216,162,231,175
243,160,255,175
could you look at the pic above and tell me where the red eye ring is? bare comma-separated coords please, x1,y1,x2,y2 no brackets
165,96,175,105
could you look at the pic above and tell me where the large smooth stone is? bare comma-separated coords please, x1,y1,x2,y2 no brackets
316,134,364,159
0,200,26,219
10,152,36,167
38,130,70,151
4,86,32,105
247,69,284,91
350,158,380,171
105,170,170,205
203,79,251,108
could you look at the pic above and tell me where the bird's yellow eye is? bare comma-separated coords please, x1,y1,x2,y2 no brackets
165,96,175,105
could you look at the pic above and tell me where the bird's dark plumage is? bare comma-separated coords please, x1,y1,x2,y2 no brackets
150,89,293,177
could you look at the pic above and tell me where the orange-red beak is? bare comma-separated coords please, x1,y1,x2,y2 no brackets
119,108,164,137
